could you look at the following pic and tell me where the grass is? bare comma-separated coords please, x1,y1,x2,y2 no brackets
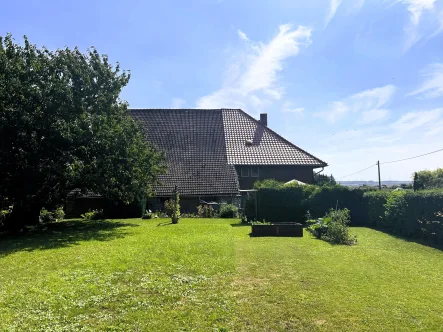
1,218,443,331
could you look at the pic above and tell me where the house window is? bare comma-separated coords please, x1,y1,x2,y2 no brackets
250,167,259,177
241,167,249,177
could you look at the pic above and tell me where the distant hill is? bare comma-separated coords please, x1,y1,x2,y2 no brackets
338,181,412,187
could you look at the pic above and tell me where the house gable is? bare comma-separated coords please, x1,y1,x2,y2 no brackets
221,109,327,167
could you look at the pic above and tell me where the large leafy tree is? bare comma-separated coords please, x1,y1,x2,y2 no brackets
0,34,165,230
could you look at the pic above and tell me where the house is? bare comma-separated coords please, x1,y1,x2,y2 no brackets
130,108,327,212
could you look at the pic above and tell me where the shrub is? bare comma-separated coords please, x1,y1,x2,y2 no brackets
197,205,218,218
81,209,104,220
39,208,55,222
155,211,168,218
0,206,12,227
306,217,329,239
181,212,198,218
170,189,180,224
142,210,155,219
253,179,284,189
164,199,175,217
308,209,357,245
219,204,239,218
39,206,65,223
250,220,271,225
54,206,65,221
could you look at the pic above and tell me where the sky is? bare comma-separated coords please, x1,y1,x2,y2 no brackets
2,0,443,181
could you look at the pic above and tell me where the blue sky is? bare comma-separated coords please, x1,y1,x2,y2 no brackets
2,0,443,180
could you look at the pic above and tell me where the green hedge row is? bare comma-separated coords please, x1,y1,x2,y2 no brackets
248,185,374,224
247,185,443,244
364,190,443,241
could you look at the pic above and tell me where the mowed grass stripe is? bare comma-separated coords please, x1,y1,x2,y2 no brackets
1,219,443,331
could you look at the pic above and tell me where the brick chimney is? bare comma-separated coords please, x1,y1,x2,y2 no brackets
260,113,268,126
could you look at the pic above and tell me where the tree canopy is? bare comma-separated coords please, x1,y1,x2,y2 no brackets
0,34,165,230
413,169,443,191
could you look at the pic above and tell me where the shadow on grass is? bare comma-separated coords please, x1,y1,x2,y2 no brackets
381,229,443,251
0,219,138,257
157,221,173,227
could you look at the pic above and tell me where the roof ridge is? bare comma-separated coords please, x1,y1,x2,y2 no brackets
223,109,328,167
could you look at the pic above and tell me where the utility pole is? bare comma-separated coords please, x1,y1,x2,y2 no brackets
377,160,381,190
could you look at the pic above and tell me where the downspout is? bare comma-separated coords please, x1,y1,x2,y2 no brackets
314,167,324,175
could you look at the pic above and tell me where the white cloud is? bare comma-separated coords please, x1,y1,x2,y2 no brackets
393,0,440,50
359,109,390,124
171,98,186,108
282,101,305,116
315,85,396,123
196,24,312,111
237,29,249,41
408,63,443,98
325,0,343,27
391,108,443,131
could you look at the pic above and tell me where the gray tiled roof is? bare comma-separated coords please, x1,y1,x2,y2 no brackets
130,109,239,196
222,109,327,166
130,108,327,196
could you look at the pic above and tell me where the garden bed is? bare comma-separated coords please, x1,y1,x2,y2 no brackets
251,223,303,237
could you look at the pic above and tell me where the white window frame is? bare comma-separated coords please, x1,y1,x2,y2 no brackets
250,166,259,178
241,167,249,177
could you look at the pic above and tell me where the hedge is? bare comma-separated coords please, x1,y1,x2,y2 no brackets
255,187,307,223
364,190,443,241
247,185,443,245
249,185,374,224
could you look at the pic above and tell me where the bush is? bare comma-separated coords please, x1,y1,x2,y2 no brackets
307,209,357,245
306,218,329,239
0,206,12,227
39,208,55,222
39,206,65,223
181,212,198,218
142,210,155,219
197,205,218,218
81,209,104,220
164,199,175,217
219,204,239,218
54,206,65,221
253,179,284,189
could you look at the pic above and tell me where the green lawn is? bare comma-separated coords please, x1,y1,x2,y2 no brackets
1,219,443,331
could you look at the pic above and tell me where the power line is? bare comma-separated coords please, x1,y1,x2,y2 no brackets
381,148,443,165
336,164,377,180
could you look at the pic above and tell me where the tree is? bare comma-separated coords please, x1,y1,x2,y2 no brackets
413,169,443,191
314,173,336,186
0,34,165,231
